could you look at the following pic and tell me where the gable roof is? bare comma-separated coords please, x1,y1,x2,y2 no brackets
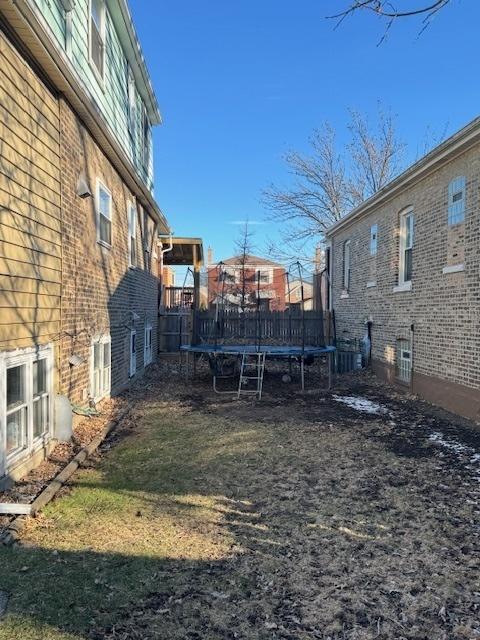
325,115,480,237
221,254,284,268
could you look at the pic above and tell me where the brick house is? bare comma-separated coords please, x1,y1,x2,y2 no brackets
208,255,286,311
0,0,169,485
325,118,480,421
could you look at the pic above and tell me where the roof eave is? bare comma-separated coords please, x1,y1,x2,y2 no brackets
5,0,169,232
326,116,480,237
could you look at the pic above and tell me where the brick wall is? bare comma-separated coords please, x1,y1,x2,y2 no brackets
329,143,480,419
59,98,159,404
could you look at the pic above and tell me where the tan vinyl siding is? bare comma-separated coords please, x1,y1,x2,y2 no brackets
0,30,61,350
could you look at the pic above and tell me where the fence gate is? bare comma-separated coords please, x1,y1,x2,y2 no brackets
159,310,192,352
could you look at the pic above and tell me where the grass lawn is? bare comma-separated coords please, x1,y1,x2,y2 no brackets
0,366,479,639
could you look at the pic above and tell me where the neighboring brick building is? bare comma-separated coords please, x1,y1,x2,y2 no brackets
208,255,286,311
325,118,480,421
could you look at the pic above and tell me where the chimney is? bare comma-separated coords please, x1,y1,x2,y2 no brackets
207,246,213,266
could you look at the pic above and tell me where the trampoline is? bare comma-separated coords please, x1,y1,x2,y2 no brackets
180,344,336,393
179,260,336,398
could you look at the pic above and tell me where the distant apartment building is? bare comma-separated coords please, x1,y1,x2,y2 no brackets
325,118,480,421
0,0,169,485
208,255,286,311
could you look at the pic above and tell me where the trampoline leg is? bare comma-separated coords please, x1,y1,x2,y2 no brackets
301,356,305,392
328,352,332,390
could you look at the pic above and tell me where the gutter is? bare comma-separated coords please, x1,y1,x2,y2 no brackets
325,116,480,237
7,0,169,233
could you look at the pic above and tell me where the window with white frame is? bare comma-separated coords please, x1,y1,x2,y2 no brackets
256,269,271,284
32,359,49,440
370,224,378,256
396,339,412,384
89,0,106,80
128,202,137,267
448,176,466,225
343,240,351,291
129,330,137,377
2,347,52,472
96,180,112,247
91,335,111,401
398,209,414,285
144,323,153,366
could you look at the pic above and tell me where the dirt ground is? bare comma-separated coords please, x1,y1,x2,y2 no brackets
1,361,479,640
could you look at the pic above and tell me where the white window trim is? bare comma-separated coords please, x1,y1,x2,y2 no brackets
88,0,106,85
90,334,111,403
256,268,273,285
128,201,137,268
144,323,153,366
442,263,465,275
129,330,137,378
398,208,414,287
95,178,112,248
0,345,54,478
366,280,377,288
393,281,412,293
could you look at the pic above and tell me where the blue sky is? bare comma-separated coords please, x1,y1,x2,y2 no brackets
130,0,478,268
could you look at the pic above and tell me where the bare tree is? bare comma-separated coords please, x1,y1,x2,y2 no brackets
329,1,452,41
263,106,404,261
233,221,255,312
347,107,405,204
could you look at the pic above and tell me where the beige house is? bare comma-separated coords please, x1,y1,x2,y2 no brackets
0,1,169,486
325,118,480,421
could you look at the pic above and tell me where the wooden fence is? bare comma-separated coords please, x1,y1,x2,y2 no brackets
194,309,333,347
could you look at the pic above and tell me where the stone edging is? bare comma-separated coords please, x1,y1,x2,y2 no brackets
0,403,133,547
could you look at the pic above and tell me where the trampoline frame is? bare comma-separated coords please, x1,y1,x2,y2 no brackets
180,344,336,393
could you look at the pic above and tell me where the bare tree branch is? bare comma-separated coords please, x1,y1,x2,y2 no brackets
263,106,404,261
329,0,451,21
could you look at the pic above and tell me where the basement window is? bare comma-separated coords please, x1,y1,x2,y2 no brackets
396,339,412,384
144,323,153,366
91,335,111,402
1,346,53,476
96,180,112,247
130,330,137,378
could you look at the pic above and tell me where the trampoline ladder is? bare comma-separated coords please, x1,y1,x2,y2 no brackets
238,352,266,400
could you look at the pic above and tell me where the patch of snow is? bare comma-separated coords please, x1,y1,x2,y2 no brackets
332,395,391,416
428,431,480,483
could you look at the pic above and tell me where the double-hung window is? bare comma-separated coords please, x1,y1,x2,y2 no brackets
127,66,136,137
32,359,49,440
144,323,153,366
2,346,53,475
6,364,28,456
96,180,112,247
128,202,137,267
130,330,137,377
448,177,466,225
142,107,151,173
398,209,414,286
370,224,378,256
89,0,106,80
91,335,111,401
256,269,271,284
343,240,351,291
